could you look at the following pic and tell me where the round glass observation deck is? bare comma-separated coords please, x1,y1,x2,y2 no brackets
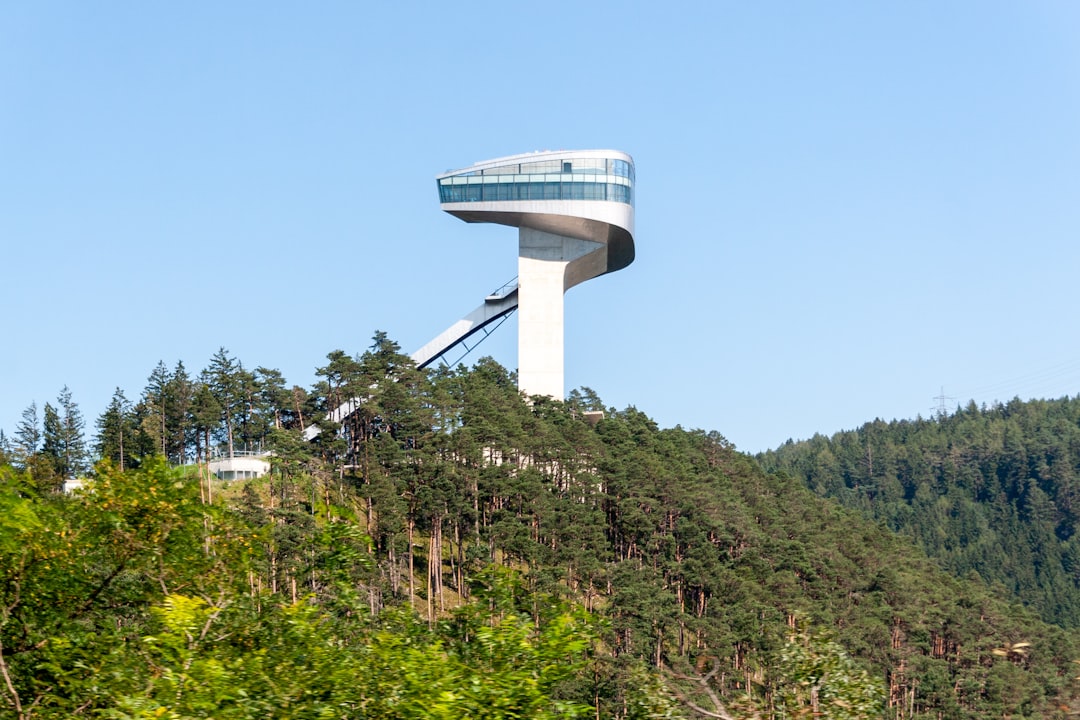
437,151,634,206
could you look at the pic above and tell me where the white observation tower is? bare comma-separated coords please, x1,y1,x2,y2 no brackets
413,150,636,400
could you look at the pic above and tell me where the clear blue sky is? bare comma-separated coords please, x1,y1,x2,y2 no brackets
2,2,1080,453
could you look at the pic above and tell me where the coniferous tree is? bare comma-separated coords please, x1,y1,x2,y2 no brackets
13,402,41,468
0,430,11,466
760,394,1080,628
205,348,247,457
235,364,262,453
141,361,171,458
5,349,1080,718
188,380,222,463
95,388,136,471
40,401,64,489
165,361,194,464
255,367,292,431
131,361,196,465
54,387,88,478
41,402,62,468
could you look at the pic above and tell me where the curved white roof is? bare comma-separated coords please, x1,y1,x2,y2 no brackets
437,149,634,179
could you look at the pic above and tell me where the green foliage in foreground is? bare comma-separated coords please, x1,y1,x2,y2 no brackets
106,592,595,719
0,461,672,719
773,630,886,720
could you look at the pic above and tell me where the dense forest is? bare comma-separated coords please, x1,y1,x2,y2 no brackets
2,337,1080,718
760,397,1080,629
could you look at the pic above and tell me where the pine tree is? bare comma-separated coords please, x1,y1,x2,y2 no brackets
235,364,260,453
188,380,222,463
256,367,293,431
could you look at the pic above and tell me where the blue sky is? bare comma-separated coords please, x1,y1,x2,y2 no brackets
2,2,1079,453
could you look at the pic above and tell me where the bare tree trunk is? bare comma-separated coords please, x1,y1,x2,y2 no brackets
427,531,436,625
454,520,465,597
407,517,415,610
428,518,444,617
472,473,481,544
293,387,306,432
388,544,399,596
269,487,278,594
0,633,25,720
364,447,374,530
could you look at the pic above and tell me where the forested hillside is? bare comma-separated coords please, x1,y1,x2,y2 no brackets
3,340,1080,718
759,397,1080,629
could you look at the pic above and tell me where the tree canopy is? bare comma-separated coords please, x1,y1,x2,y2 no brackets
760,397,1080,628
3,341,1080,718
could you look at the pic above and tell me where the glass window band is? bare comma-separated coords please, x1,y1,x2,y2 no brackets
438,180,632,206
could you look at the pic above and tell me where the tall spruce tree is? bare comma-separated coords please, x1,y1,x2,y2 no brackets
140,361,170,458
40,401,64,488
165,361,194,463
206,348,245,457
57,386,88,478
95,388,135,471
13,402,41,468
0,429,11,465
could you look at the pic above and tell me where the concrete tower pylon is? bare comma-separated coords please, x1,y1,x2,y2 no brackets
517,228,605,398
415,150,636,400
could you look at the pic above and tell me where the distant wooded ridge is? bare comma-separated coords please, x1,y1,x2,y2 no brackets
761,395,1080,629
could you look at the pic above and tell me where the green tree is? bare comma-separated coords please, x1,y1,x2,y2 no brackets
203,349,244,455
188,381,222,464
13,403,40,468
165,361,194,464
139,361,171,458
95,388,136,471
254,366,292,431
0,459,218,717
40,401,64,482
57,386,89,478
772,630,885,719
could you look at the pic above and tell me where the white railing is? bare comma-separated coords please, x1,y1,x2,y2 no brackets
207,448,272,460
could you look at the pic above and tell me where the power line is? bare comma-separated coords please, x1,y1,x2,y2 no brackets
932,386,956,417
943,358,1080,409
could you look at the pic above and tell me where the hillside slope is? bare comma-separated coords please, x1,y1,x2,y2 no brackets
582,407,1079,717
4,346,1079,718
